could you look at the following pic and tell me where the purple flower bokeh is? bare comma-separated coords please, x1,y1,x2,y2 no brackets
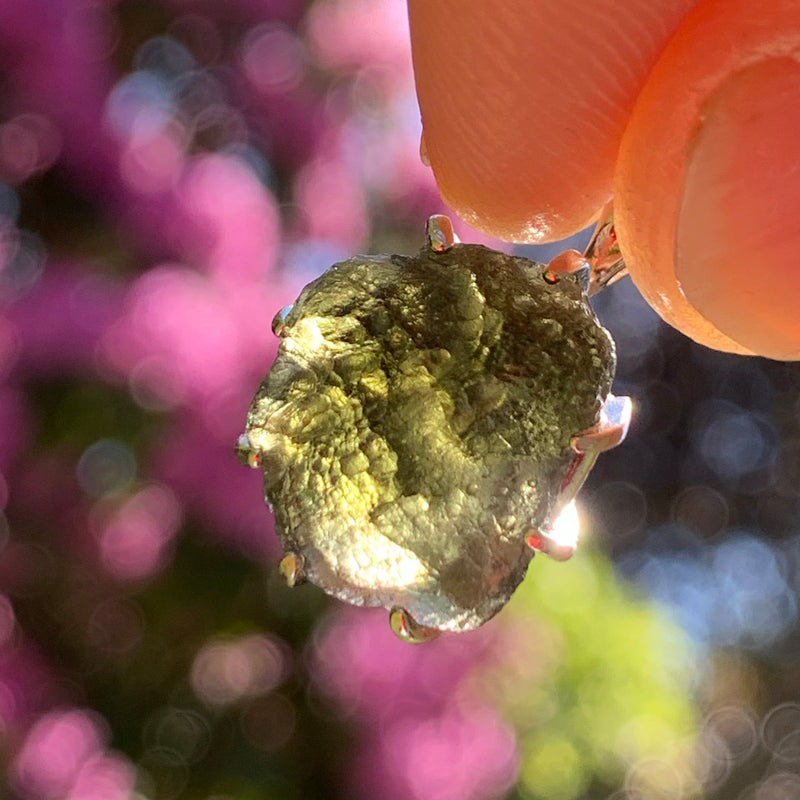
0,1,517,798
11,707,134,800
312,608,519,800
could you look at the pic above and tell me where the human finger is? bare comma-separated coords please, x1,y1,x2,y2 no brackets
615,0,800,358
407,0,696,243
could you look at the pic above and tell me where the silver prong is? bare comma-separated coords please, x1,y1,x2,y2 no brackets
235,433,261,469
271,305,293,337
543,250,591,293
426,215,457,253
389,606,441,643
279,552,306,587
554,393,633,516
571,394,633,455
526,525,577,562
584,201,628,296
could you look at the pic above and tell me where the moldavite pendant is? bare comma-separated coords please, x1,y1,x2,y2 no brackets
239,215,631,642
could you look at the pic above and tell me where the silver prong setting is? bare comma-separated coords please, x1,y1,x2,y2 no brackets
279,552,306,587
271,305,293,337
426,214,457,253
583,202,628,295
389,606,442,643
235,433,261,469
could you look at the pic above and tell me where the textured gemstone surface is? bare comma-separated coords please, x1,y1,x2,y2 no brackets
244,243,616,631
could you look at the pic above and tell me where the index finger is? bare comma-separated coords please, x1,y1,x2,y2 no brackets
408,0,696,242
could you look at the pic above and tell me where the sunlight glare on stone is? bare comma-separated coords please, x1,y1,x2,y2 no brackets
548,500,580,553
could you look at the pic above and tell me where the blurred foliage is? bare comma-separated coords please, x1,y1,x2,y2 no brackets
497,550,698,799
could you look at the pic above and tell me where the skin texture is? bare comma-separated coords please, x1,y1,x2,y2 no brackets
409,0,800,358
617,0,800,359
407,0,696,243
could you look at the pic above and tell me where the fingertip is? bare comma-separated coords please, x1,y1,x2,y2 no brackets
408,0,599,242
408,0,695,243
676,58,800,359
615,0,800,358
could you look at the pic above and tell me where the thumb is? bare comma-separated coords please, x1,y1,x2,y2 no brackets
615,0,800,359
407,0,696,243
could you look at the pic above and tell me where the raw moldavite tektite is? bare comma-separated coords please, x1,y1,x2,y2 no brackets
241,230,617,634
